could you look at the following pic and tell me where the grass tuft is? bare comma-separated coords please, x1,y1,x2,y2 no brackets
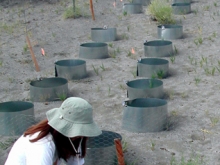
147,0,175,24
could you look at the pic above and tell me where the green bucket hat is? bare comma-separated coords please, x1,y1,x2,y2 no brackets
46,97,102,137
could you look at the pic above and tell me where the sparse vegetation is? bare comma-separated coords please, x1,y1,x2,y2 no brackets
63,5,82,19
147,0,175,24
170,154,205,165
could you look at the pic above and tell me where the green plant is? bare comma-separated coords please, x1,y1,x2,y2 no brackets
108,43,113,48
122,140,128,152
174,45,178,55
156,70,164,79
194,77,201,85
121,33,129,40
131,70,137,78
188,56,194,65
52,32,56,38
127,25,130,32
109,50,116,58
147,0,175,24
0,23,15,34
214,2,217,7
127,51,132,57
204,68,211,75
119,84,126,90
216,66,220,73
201,56,208,65
150,140,156,151
56,93,67,101
212,32,217,37
100,63,106,71
194,36,203,45
92,64,99,75
123,11,127,16
23,44,28,53
116,47,121,53
63,6,81,19
211,67,216,76
149,79,154,88
151,73,157,79
210,117,219,127
203,5,210,11
170,55,176,64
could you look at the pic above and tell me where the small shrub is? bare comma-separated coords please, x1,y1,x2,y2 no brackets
147,0,175,24
63,6,81,19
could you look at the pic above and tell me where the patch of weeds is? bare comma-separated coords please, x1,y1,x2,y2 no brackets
52,32,56,38
151,73,157,79
194,8,198,15
210,117,219,127
194,77,201,85
148,79,154,88
131,70,137,78
216,66,220,73
99,63,106,71
171,110,178,116
203,5,210,11
56,93,67,101
116,47,121,53
119,84,126,90
63,6,82,19
214,2,217,7
122,140,128,152
127,25,130,32
150,140,156,151
170,55,176,64
118,15,123,20
168,90,174,100
201,56,208,65
123,10,127,16
92,64,99,75
127,51,132,57
156,70,164,79
174,45,178,55
212,32,217,38
23,44,28,53
108,43,113,48
0,23,15,34
147,0,175,24
194,36,203,46
211,67,216,76
188,56,195,65
8,77,14,83
170,154,205,165
109,50,117,58
204,68,211,75
121,33,129,40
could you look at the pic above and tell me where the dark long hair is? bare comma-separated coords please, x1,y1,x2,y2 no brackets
24,119,87,161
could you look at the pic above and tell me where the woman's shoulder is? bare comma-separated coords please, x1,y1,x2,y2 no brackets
26,132,55,147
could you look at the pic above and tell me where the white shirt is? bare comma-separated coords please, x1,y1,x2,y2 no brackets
4,132,84,165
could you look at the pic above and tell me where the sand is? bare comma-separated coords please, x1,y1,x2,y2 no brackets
1,0,220,164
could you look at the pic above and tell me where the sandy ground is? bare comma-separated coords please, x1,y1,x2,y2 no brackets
1,0,220,164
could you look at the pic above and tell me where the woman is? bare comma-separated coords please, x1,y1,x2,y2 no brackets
5,97,102,165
